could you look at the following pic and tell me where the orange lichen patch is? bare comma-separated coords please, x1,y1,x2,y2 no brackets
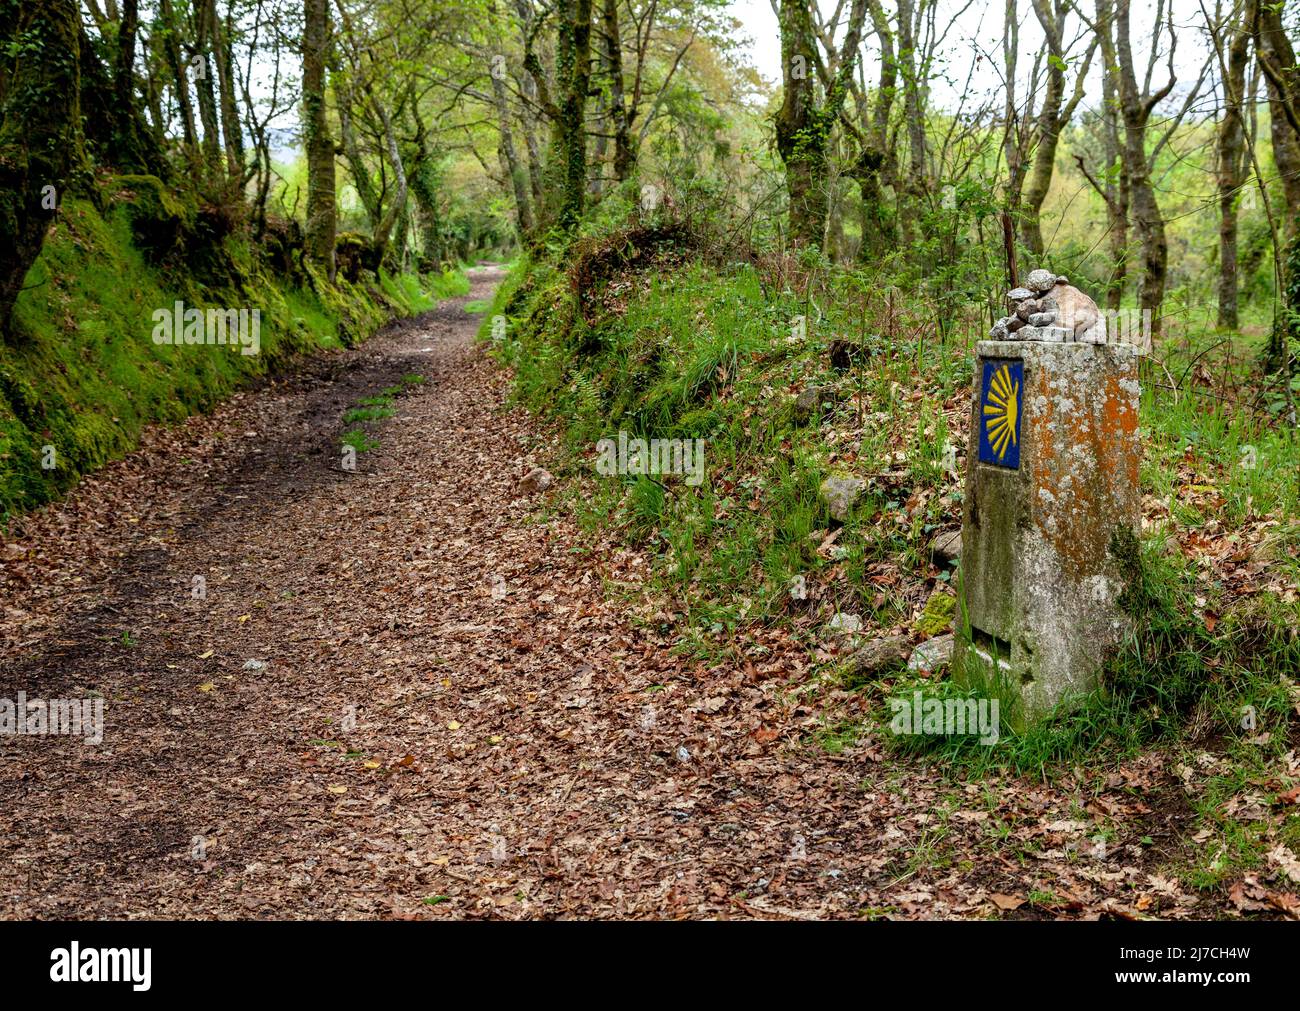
1026,353,1138,577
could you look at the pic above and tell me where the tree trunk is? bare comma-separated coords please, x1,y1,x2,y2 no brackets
1114,0,1167,338
410,159,442,270
1020,1,1065,253
896,0,930,231
492,68,535,239
302,0,336,279
158,0,200,169
194,0,223,176
1215,3,1251,329
213,2,244,180
775,0,867,249
109,0,164,174
551,0,593,229
0,0,84,331
1258,0,1300,238
851,0,898,261
603,0,633,182
369,99,408,263
1092,2,1128,310
334,85,380,228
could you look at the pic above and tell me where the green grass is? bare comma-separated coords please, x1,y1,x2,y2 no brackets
337,372,425,456
483,243,982,647
1,188,457,523
485,199,1299,781
875,528,1300,776
342,405,395,425
426,267,471,300
341,429,381,454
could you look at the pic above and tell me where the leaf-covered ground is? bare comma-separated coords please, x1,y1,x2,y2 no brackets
1,266,1297,920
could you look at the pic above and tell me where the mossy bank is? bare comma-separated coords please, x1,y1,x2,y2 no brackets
481,187,1300,772
0,175,466,521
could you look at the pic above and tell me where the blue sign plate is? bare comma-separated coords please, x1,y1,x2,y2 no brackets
978,358,1022,469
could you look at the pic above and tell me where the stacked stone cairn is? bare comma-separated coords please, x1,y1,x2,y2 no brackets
989,268,1105,343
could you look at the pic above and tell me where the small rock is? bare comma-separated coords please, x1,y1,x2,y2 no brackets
1014,298,1041,322
990,315,1027,339
793,386,822,424
241,659,268,672
1006,287,1033,303
1028,311,1057,327
827,612,863,634
519,467,554,493
819,474,866,522
1022,325,1073,342
1025,268,1058,294
846,634,911,677
929,529,962,567
907,633,955,672
676,745,691,763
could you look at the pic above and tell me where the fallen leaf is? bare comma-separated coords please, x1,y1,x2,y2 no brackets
1267,845,1300,884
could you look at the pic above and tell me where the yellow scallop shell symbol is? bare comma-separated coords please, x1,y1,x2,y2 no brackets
983,364,1020,461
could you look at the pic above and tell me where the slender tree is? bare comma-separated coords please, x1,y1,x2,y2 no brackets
303,0,337,278
1018,0,1095,253
1214,0,1253,329
775,0,868,248
1109,0,1209,337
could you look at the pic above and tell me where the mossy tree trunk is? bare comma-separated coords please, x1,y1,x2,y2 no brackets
492,74,535,240
1215,2,1251,330
487,2,534,241
1113,0,1176,339
1255,0,1300,371
194,0,224,176
303,0,336,280
847,0,898,262
108,0,167,177
409,156,443,270
157,0,201,172
556,0,592,229
774,0,867,250
602,0,633,182
0,0,84,332
525,0,592,231
213,2,245,180
1076,3,1128,311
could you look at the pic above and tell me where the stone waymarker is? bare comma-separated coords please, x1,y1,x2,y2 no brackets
955,271,1141,721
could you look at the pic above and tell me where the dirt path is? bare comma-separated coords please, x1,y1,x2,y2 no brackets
0,267,1212,919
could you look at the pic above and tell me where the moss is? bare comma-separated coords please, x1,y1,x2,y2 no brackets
0,194,448,522
112,173,198,263
916,591,957,635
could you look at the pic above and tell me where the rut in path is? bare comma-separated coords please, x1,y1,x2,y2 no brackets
0,267,1182,919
